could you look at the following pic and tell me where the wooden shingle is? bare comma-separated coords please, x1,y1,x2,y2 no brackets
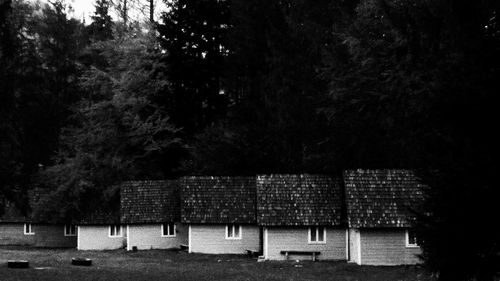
344,169,425,228
0,197,26,223
256,174,343,226
79,209,121,225
181,176,256,224
120,180,180,224
1,186,52,223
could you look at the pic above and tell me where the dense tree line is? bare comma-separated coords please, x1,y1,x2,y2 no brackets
1,0,499,279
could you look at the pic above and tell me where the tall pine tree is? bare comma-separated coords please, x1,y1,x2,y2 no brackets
89,0,113,41
157,0,230,134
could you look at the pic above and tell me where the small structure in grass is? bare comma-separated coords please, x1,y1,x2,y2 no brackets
7,260,29,268
71,258,92,266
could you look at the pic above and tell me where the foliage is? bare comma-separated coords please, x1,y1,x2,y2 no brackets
89,0,114,41
180,0,341,174
157,0,230,134
2,0,500,279
1,0,84,211
320,1,500,280
34,32,182,223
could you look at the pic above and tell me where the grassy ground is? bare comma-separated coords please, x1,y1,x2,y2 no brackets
0,246,432,281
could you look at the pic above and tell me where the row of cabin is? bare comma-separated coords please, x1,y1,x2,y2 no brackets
1,169,424,266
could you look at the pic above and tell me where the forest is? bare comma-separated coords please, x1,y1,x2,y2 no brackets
1,0,499,280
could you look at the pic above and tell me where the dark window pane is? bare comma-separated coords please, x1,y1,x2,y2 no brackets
318,227,325,242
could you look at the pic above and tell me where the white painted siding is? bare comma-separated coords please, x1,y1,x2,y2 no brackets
189,224,260,254
127,223,188,250
359,229,422,265
265,227,346,261
77,225,126,250
348,228,360,264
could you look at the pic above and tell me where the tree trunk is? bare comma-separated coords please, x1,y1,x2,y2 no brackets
123,0,127,26
149,0,154,22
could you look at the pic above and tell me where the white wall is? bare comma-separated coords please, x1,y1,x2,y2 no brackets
126,223,188,251
189,224,260,254
348,228,360,264
77,225,126,250
351,228,422,265
264,226,347,261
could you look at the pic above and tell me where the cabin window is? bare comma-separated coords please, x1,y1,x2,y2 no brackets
226,224,241,239
109,225,122,237
24,223,34,235
308,226,326,243
406,229,420,247
64,224,77,236
162,223,176,237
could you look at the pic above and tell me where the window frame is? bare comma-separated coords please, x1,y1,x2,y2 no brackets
225,224,242,240
64,224,77,236
308,226,326,244
109,225,122,238
24,223,35,235
161,223,176,237
406,229,420,248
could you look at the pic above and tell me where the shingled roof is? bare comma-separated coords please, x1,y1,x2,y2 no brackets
79,186,121,225
344,169,425,228
79,209,121,225
0,198,26,223
257,174,343,226
121,180,180,224
0,186,52,223
181,176,256,224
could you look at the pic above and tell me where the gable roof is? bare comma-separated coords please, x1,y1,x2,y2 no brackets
79,186,121,225
181,176,256,224
257,174,343,226
0,198,26,223
121,180,180,224
79,209,121,225
344,169,425,228
0,186,51,223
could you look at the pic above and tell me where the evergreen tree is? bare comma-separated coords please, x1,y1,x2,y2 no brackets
89,0,113,41
184,0,340,174
157,0,230,134
320,1,500,280
35,32,182,223
1,0,86,213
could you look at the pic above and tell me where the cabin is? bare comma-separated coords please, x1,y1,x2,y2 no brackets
257,174,347,261
0,190,77,248
77,208,125,250
181,176,260,254
0,198,36,246
121,180,188,251
344,169,424,265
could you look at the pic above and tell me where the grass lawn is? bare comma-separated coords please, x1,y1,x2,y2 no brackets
0,246,432,281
